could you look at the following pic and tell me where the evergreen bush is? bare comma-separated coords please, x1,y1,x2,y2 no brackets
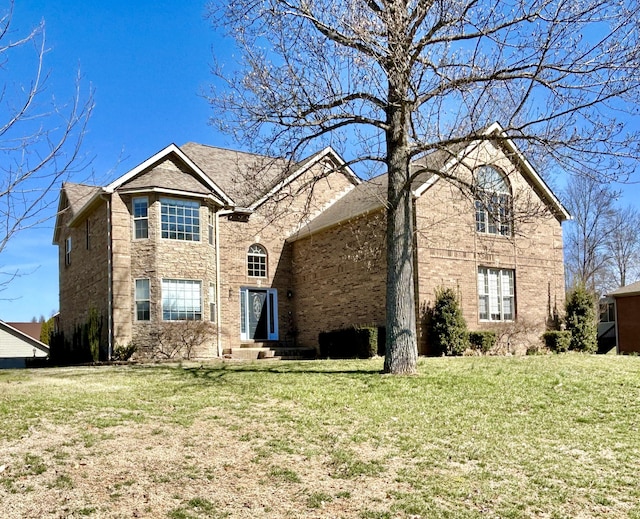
542,330,572,353
468,331,496,354
428,287,469,356
565,284,598,353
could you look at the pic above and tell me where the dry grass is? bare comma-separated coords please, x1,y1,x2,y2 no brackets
1,355,639,518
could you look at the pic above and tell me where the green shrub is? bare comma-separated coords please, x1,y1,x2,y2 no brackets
542,330,572,353
428,287,469,356
565,284,597,353
318,326,381,359
112,343,137,361
468,331,496,354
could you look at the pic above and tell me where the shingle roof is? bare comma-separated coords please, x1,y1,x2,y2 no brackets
609,281,640,297
180,143,289,207
63,182,101,217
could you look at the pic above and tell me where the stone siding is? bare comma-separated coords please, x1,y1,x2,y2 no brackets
57,200,110,347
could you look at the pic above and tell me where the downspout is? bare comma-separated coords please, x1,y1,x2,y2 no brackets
102,193,114,361
614,298,620,355
215,210,222,357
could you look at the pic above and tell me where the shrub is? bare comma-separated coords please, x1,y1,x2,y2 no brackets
468,331,497,354
112,342,137,361
565,284,597,353
318,326,381,359
428,287,469,356
542,330,572,353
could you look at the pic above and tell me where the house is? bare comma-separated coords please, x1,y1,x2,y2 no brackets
0,321,50,369
607,281,640,354
53,123,569,360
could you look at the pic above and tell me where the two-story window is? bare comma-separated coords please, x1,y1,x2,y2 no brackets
160,198,200,241
133,197,149,239
162,279,202,320
475,166,512,236
478,267,515,321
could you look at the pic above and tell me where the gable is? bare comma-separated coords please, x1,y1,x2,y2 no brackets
118,156,213,195
0,321,49,359
106,144,234,207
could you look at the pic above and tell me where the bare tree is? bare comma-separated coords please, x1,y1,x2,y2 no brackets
563,175,618,295
207,0,640,373
0,2,93,275
604,205,640,290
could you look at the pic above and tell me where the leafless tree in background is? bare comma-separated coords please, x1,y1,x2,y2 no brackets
0,2,93,276
207,0,640,373
604,205,640,290
563,175,618,295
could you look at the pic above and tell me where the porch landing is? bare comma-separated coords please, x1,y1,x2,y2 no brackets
223,343,316,361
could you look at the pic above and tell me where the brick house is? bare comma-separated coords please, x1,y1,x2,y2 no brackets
53,123,569,359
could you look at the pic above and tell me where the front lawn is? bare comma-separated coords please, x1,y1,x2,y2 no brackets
1,355,639,518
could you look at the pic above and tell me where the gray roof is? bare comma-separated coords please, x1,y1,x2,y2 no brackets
180,143,289,207
289,150,446,240
63,182,101,217
609,281,640,297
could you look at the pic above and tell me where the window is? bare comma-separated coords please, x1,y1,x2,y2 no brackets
133,197,149,239
135,279,150,321
247,244,267,277
240,287,278,340
478,267,515,321
599,301,615,323
65,237,72,265
209,283,216,322
160,198,200,241
474,166,512,236
161,279,202,320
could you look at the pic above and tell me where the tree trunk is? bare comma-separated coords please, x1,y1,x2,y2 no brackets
383,101,418,375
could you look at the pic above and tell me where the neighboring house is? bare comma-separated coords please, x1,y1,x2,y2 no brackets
53,122,569,359
607,281,640,354
0,321,50,369
597,296,617,353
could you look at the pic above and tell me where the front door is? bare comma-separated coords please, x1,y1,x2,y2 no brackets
240,288,278,341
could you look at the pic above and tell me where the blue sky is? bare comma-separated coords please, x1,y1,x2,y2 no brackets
0,1,639,322
0,0,234,321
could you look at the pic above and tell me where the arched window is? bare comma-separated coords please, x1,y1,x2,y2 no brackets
247,244,267,278
474,166,512,236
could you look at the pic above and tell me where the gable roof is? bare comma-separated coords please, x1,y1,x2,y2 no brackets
53,183,101,244
609,280,640,298
0,321,49,359
106,143,234,207
180,143,360,209
289,124,570,241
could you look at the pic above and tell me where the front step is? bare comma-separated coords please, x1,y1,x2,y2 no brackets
224,345,316,360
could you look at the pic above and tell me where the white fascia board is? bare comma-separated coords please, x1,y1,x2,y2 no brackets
249,147,360,211
116,187,227,207
67,189,107,228
0,321,50,355
105,144,235,207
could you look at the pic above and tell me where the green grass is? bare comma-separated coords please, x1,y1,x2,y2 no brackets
1,355,639,518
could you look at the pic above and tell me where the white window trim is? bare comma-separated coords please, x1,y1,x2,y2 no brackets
135,278,151,321
478,267,515,322
240,287,278,341
247,243,268,278
159,197,201,242
161,278,202,321
475,166,512,237
133,196,149,240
